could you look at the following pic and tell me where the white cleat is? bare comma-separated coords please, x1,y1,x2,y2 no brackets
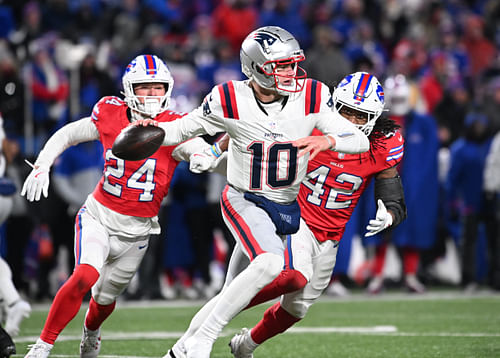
80,326,101,358
326,280,350,297
25,339,53,358
229,328,255,358
163,342,186,358
366,276,384,294
405,274,425,294
184,336,212,358
5,299,31,337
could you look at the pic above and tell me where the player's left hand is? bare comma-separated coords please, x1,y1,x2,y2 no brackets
189,148,218,174
130,119,158,127
365,199,393,237
293,135,335,160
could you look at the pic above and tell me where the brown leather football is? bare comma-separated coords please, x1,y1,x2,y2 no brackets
112,124,165,161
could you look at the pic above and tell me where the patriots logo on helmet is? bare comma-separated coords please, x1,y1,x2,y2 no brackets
252,32,278,54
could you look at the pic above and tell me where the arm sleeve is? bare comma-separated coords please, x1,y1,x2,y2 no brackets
159,92,227,146
34,117,99,168
314,111,370,154
171,136,211,162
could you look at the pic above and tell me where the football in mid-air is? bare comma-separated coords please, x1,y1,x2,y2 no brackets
112,124,165,161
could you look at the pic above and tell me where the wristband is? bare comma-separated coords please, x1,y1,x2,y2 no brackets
211,143,222,158
324,135,334,150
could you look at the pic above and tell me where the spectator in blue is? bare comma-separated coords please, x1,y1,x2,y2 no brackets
446,111,498,291
258,0,311,49
78,53,118,117
343,19,388,77
0,4,16,39
302,25,351,88
197,39,244,91
29,38,69,151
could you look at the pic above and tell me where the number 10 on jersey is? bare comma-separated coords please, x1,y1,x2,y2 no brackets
248,142,298,189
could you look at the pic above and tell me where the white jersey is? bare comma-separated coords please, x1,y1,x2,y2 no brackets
160,79,369,203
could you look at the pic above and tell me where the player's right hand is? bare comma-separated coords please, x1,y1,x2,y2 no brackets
21,165,50,202
189,148,218,174
365,199,393,237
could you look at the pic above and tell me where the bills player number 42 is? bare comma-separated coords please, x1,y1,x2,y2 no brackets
302,165,362,209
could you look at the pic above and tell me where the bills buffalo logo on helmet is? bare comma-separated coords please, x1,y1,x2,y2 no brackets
125,59,137,73
376,84,385,103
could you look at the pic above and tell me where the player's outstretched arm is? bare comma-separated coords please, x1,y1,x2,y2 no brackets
21,117,99,202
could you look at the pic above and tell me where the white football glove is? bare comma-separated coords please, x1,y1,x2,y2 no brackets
189,145,220,174
21,165,50,202
365,199,393,237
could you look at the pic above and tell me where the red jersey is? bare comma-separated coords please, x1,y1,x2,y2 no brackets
91,96,183,217
298,128,404,242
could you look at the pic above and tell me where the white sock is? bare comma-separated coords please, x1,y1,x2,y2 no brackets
194,253,283,342
247,329,259,349
175,292,222,349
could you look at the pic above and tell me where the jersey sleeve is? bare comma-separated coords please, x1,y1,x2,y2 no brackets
313,110,370,154
303,79,331,116
90,96,113,122
159,87,227,146
380,131,405,169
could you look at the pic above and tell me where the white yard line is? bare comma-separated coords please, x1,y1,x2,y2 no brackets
14,325,500,345
28,290,500,313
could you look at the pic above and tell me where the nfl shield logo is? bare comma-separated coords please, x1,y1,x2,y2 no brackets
338,153,345,159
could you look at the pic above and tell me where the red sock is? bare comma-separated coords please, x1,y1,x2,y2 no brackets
85,297,116,331
246,269,307,309
40,264,99,344
403,247,419,275
250,302,301,344
372,243,388,276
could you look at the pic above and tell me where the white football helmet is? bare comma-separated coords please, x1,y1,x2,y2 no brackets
122,54,174,118
332,72,385,136
240,26,306,95
384,74,411,116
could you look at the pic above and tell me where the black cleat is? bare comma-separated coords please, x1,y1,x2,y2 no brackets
0,326,16,358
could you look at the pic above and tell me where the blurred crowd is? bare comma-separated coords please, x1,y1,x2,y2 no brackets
0,0,500,302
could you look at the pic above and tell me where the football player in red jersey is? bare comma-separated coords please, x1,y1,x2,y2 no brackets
20,55,218,358
228,72,408,357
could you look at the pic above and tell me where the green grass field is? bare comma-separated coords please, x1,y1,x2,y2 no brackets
13,290,500,358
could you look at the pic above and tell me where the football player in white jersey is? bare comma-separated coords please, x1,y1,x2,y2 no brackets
131,26,369,358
